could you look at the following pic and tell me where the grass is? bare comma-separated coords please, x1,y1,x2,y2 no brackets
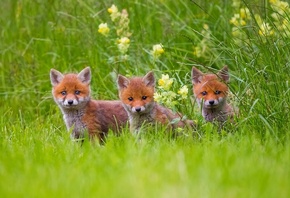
0,0,290,197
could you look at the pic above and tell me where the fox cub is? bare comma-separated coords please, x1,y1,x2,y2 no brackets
191,66,235,123
50,67,128,143
117,71,194,134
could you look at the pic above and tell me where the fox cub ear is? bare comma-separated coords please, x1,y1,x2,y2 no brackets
191,67,204,84
78,67,91,84
218,65,229,83
117,74,130,89
142,71,155,87
50,69,64,86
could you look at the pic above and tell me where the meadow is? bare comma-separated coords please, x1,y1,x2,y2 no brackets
0,0,289,197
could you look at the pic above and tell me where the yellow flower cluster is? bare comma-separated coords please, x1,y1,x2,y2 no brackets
270,0,289,14
258,22,274,36
158,74,173,90
270,0,290,37
178,85,189,100
229,6,252,44
99,5,166,60
151,44,165,59
98,4,132,55
98,23,110,37
117,37,130,54
229,8,250,26
230,0,290,43
253,14,275,37
108,4,131,38
154,91,178,108
107,4,119,21
154,74,189,109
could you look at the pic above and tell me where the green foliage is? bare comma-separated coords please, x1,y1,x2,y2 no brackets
0,0,289,197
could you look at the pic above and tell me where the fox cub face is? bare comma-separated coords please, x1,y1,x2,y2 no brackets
117,71,155,114
50,67,91,110
191,66,229,110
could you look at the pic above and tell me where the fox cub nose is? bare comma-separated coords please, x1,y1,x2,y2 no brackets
135,107,141,112
68,100,74,105
209,100,215,105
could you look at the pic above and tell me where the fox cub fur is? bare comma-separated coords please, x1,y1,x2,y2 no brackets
117,71,194,134
50,67,128,143
191,66,235,123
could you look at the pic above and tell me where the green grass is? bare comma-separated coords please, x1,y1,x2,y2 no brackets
0,0,290,197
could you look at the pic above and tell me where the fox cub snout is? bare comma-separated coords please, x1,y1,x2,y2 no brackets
117,71,194,134
191,66,235,123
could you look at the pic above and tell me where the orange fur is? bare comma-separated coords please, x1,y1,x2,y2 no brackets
191,66,234,123
117,71,194,134
50,67,128,143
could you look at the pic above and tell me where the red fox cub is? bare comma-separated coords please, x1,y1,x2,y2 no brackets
117,71,194,134
191,66,235,123
50,67,128,143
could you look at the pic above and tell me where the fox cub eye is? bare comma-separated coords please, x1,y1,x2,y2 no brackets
142,96,147,100
215,90,221,95
201,91,207,96
61,91,67,96
128,97,133,101
75,90,81,95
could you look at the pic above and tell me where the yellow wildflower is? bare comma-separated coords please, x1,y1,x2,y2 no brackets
118,37,130,44
193,46,202,57
240,20,246,26
98,23,110,36
270,0,289,15
117,37,130,54
158,74,173,90
178,85,188,99
153,92,162,103
108,4,120,22
151,44,165,59
163,91,178,108
230,14,240,26
259,22,274,36
240,8,251,20
108,4,118,14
